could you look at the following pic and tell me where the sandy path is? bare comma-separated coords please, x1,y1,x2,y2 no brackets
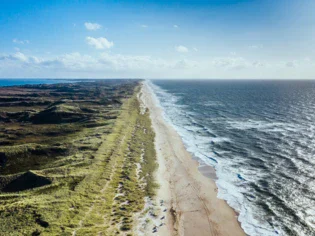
140,82,246,236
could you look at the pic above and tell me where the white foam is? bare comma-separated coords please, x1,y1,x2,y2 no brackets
146,80,279,236
202,101,225,107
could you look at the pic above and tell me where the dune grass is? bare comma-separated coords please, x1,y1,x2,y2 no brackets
0,85,157,235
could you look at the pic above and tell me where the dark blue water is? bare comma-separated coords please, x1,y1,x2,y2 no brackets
0,79,74,87
148,80,315,236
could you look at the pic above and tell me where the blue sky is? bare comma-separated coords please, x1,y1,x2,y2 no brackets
0,0,314,78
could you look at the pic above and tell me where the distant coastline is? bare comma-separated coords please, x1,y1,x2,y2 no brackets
0,79,140,87
0,79,77,87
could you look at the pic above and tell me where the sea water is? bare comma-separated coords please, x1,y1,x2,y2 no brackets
0,79,74,87
148,79,315,236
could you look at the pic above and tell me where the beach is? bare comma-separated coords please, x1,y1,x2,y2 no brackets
140,82,245,236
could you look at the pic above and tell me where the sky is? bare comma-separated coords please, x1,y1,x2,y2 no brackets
0,0,315,79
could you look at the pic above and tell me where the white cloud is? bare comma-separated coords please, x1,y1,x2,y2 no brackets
285,61,296,67
173,59,197,69
0,52,41,64
175,45,189,53
1,51,314,79
58,52,99,70
13,39,30,44
13,52,29,62
252,61,265,67
99,53,156,70
84,22,102,31
141,24,148,28
173,25,179,28
249,44,263,49
0,51,197,78
211,57,250,70
86,36,114,50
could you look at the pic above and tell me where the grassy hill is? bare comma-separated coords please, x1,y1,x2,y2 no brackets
0,80,158,235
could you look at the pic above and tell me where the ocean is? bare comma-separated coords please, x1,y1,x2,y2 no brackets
0,79,74,87
148,79,315,236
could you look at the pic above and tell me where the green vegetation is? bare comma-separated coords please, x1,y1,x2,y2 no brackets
0,81,158,235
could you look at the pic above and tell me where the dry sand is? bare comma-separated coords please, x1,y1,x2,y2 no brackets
140,82,246,236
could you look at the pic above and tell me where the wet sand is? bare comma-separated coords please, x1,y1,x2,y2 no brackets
140,82,246,236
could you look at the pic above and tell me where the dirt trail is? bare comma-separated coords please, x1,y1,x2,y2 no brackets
72,132,128,236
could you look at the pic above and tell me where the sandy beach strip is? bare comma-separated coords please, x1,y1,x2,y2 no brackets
140,82,246,236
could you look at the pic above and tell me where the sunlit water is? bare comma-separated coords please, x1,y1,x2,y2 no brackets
148,79,315,236
0,79,74,87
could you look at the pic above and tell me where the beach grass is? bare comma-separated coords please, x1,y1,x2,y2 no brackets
0,82,157,235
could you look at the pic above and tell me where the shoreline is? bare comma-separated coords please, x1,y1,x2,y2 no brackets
140,82,245,236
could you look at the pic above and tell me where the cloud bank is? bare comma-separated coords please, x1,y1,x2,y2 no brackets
1,51,314,79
